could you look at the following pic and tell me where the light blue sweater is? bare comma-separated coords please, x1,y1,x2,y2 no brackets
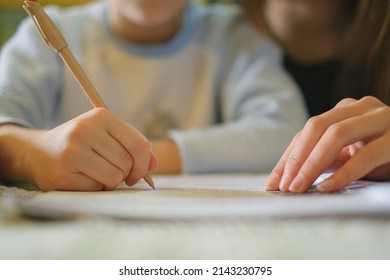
0,1,307,173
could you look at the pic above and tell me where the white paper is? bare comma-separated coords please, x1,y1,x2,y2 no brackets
16,174,390,220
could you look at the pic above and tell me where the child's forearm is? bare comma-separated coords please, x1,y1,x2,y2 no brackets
151,139,182,174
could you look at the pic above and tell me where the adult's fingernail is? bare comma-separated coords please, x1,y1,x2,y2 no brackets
317,178,335,192
289,175,305,192
265,172,280,191
279,174,292,192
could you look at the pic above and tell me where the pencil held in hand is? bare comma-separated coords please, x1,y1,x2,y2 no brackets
23,0,155,189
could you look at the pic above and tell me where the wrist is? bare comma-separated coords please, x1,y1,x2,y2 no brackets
0,125,38,183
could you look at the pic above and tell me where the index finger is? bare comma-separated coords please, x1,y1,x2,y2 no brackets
265,131,300,191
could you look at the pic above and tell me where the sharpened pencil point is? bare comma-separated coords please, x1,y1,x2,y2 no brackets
144,174,155,189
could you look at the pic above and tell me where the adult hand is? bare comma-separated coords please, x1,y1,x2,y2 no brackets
265,96,390,193
23,108,157,191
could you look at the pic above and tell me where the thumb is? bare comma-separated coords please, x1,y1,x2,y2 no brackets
148,145,158,171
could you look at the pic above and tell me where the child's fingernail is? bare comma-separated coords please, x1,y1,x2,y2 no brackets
150,143,156,154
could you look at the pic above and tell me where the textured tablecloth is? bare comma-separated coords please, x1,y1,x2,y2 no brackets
1,185,390,260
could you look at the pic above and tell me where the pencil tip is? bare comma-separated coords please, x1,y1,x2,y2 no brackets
144,174,155,189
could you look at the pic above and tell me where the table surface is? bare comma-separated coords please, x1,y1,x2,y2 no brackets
1,184,390,260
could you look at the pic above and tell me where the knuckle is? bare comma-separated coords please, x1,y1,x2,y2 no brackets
83,108,111,126
326,123,346,140
284,153,300,174
286,154,299,165
304,157,318,172
360,96,379,106
305,115,325,132
336,98,356,107
90,107,110,118
66,121,91,142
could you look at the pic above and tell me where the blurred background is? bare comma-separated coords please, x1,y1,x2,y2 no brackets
0,0,239,47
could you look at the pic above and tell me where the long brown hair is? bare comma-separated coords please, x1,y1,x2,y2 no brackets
242,0,390,105
338,0,390,104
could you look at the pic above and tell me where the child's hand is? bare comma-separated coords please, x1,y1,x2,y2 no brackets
25,108,157,191
265,96,390,193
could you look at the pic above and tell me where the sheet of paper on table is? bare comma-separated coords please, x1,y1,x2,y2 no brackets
16,174,390,220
